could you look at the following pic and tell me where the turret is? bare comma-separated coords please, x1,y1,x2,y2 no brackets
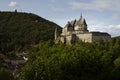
74,14,88,32
55,27,58,40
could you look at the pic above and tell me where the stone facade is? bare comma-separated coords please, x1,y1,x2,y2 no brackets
55,15,111,44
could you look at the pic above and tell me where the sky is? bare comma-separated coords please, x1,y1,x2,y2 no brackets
0,0,120,37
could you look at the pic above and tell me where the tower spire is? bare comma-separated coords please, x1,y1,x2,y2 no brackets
81,13,82,18
79,13,83,21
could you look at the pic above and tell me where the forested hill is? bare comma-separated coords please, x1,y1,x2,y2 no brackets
0,11,62,53
113,36,120,39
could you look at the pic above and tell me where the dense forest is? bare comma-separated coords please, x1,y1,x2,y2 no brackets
0,12,120,80
0,11,61,54
19,38,120,80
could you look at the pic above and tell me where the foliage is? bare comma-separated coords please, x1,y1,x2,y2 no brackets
0,67,13,80
0,11,61,54
19,38,120,80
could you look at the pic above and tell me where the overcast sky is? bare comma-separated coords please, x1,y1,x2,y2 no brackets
0,0,120,37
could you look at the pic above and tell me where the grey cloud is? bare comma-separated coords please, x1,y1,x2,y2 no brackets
69,0,120,11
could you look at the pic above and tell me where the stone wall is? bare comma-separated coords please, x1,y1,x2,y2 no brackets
59,32,111,44
66,35,72,45
76,33,92,43
92,35,111,42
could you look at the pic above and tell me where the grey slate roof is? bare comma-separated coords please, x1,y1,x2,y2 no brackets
91,32,111,36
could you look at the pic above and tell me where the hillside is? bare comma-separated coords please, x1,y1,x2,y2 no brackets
113,36,120,39
0,11,62,53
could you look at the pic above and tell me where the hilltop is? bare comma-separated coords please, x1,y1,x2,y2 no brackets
0,11,62,53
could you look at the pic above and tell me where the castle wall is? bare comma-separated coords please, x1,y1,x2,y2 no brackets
92,35,111,42
59,33,111,44
66,35,72,45
60,36,66,44
62,27,68,34
76,33,92,43
62,34,76,45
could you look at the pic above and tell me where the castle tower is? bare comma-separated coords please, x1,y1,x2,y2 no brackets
55,27,62,44
74,14,88,32
55,27,58,40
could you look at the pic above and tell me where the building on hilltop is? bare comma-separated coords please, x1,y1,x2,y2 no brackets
55,15,111,44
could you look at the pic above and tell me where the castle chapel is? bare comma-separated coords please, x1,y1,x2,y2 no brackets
55,15,111,44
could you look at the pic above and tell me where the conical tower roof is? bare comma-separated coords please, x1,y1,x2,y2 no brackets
77,14,87,25
82,18,87,26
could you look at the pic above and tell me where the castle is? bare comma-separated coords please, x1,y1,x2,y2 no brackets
55,15,111,44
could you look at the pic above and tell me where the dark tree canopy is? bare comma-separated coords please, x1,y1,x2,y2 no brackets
0,11,62,53
20,39,120,80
